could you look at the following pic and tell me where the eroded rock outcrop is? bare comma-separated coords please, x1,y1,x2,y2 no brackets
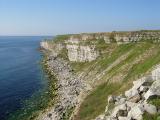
66,44,99,62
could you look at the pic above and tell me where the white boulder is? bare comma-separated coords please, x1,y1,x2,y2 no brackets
125,88,139,99
143,103,157,114
127,104,144,120
144,80,160,100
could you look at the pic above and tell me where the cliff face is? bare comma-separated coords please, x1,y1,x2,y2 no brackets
41,38,100,62
66,44,99,62
41,30,160,62
40,30,160,120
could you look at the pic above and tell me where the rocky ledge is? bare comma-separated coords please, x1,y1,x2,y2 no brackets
95,66,160,120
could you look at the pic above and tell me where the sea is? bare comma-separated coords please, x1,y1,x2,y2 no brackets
0,36,52,120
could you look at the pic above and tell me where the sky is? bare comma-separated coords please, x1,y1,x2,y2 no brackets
0,0,160,36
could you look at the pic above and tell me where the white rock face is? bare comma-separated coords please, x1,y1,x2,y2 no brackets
144,80,160,100
40,41,51,50
66,44,99,62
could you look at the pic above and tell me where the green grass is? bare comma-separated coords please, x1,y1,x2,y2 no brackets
98,43,135,70
107,42,153,78
75,83,121,120
124,44,160,82
148,97,160,107
143,112,160,120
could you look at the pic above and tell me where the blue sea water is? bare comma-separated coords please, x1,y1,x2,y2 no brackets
0,36,51,120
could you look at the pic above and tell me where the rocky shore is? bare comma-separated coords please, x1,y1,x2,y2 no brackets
38,44,91,120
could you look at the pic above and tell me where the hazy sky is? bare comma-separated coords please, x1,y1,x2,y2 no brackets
0,0,160,35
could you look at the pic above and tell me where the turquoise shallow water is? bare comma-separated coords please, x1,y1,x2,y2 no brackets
0,36,51,120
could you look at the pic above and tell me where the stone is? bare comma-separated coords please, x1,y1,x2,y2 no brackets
129,94,141,103
132,77,148,89
144,80,160,100
111,104,127,118
115,97,126,105
66,44,99,62
118,116,130,120
139,86,149,92
108,95,115,104
95,114,105,120
103,116,116,120
127,104,144,120
117,110,128,117
125,88,139,99
126,101,137,111
143,103,157,114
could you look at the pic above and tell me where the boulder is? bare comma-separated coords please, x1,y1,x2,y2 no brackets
143,103,157,114
139,86,149,92
127,104,144,120
125,88,139,99
126,101,137,111
128,94,141,103
115,97,126,105
111,104,127,118
118,116,130,120
117,110,128,117
132,77,148,89
103,116,117,120
95,114,105,120
144,80,160,100
108,95,115,104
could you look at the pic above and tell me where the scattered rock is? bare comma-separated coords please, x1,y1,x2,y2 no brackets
144,80,160,100
118,116,129,120
108,95,115,104
128,104,144,120
125,88,139,99
139,86,149,93
95,65,160,120
128,94,141,103
143,103,157,114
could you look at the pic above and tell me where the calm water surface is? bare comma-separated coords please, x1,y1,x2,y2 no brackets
0,36,51,120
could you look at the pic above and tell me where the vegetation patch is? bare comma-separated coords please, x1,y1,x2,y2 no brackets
143,112,160,120
75,83,121,120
